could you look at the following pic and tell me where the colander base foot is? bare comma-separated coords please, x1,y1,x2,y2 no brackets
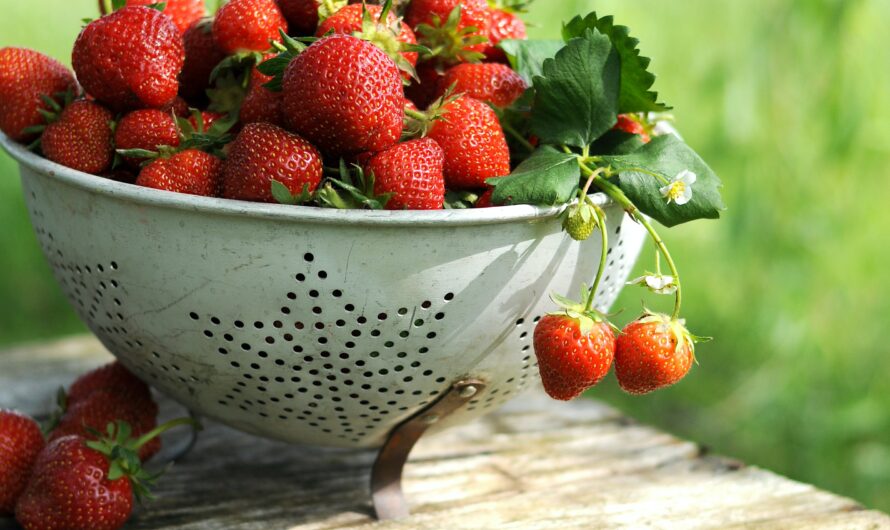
371,379,486,520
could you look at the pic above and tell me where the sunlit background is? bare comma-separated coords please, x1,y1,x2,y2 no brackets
2,0,888,512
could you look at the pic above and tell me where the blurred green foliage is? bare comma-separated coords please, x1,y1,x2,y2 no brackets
1,0,888,513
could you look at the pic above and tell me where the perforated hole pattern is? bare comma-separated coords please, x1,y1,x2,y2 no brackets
29,195,633,446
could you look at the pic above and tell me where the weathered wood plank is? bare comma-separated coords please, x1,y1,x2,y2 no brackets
0,336,887,530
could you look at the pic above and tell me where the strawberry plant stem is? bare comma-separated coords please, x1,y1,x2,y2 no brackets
133,417,200,450
593,176,683,320
501,121,535,152
584,204,608,313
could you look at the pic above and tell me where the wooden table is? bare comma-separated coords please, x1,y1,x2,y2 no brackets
2,336,888,529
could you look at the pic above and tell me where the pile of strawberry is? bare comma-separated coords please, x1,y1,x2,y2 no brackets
0,0,540,209
0,362,191,530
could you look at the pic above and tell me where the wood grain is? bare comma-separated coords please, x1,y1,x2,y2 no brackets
1,336,887,529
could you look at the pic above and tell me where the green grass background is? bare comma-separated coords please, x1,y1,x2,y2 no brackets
2,0,889,512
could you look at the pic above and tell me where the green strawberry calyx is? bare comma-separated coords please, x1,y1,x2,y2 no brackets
315,159,394,210
416,5,488,66
547,286,614,335
351,0,429,82
631,309,711,359
84,417,200,500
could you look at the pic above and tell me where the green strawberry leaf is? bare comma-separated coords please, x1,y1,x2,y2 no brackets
599,134,725,227
563,12,670,113
498,39,564,85
487,146,581,205
271,181,313,205
530,30,620,149
146,2,167,11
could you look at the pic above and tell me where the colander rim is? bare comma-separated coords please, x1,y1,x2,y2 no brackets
1,132,611,227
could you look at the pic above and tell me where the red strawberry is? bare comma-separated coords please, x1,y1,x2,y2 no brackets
614,313,696,395
73,6,185,111
221,122,323,202
365,138,445,210
282,34,404,157
0,48,78,142
98,0,206,33
406,0,491,64
16,419,188,530
213,0,288,55
163,95,191,117
0,410,45,515
613,114,651,143
315,4,418,78
114,109,181,167
41,100,114,174
427,95,510,189
483,8,526,62
188,110,225,131
180,19,228,103
49,390,161,462
66,361,153,405
277,0,331,36
437,62,527,107
239,63,283,126
533,314,615,401
136,149,222,197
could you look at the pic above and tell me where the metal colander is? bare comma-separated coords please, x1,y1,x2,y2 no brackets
2,135,644,449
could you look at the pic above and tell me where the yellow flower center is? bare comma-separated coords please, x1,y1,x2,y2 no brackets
666,181,686,201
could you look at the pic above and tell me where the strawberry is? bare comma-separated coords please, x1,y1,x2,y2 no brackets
281,34,404,157
437,62,527,107
179,19,228,103
533,313,616,401
483,8,526,62
163,95,191,117
0,410,45,515
406,0,491,64
427,95,510,189
239,63,283,126
114,109,181,167
614,312,696,395
66,361,153,405
364,138,445,210
277,0,345,36
0,48,78,142
16,419,191,530
221,122,323,202
41,100,115,174
315,4,419,78
213,0,289,55
613,114,651,144
136,149,223,197
98,0,206,33
49,389,161,462
73,6,185,111
188,110,225,131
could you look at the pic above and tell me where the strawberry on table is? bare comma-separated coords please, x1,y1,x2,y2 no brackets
213,0,289,55
426,95,510,189
437,62,527,107
66,361,153,405
221,122,323,202
315,3,419,78
72,6,185,111
0,410,45,515
41,100,115,174
179,19,228,103
98,0,207,33
16,419,192,530
114,109,181,168
364,137,446,210
0,47,78,141
136,149,223,197
281,34,405,157
483,7,527,62
49,389,162,462
614,312,696,395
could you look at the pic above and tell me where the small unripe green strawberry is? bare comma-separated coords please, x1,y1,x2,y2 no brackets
562,199,598,241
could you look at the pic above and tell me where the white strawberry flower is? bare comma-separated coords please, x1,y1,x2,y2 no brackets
627,274,678,295
660,170,696,205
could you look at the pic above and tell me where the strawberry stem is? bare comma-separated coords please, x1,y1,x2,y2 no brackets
132,417,201,451
576,165,608,313
591,172,683,320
